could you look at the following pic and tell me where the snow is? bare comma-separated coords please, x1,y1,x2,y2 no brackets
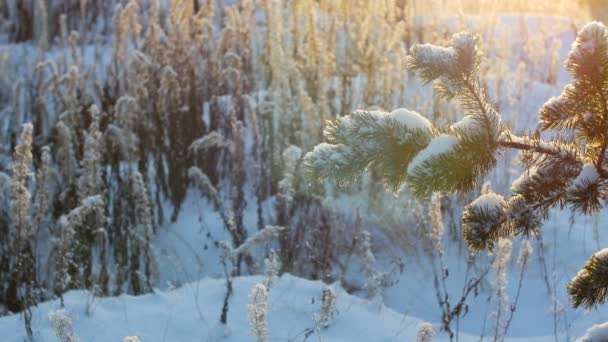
48,310,77,342
517,239,533,268
469,193,505,212
511,167,537,194
409,44,456,71
451,32,476,51
593,248,608,262
416,322,435,342
542,94,567,114
232,225,283,257
81,194,104,208
570,163,600,190
0,272,587,342
407,135,459,174
576,322,608,342
282,145,303,162
134,12,608,342
190,131,232,154
0,275,441,342
451,115,482,133
568,22,608,63
382,208,608,341
386,108,432,131
306,143,351,167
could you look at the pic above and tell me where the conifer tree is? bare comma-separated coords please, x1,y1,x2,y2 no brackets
305,22,608,309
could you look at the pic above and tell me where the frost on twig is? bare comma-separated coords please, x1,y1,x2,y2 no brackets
314,287,337,329
248,283,268,342
415,322,435,342
48,309,79,342
232,225,285,258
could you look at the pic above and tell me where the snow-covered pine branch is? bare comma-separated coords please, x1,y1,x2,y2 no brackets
462,193,507,251
304,109,433,193
306,22,608,310
568,248,608,309
305,32,504,197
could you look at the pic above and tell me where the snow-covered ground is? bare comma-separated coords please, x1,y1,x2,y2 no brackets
0,273,581,342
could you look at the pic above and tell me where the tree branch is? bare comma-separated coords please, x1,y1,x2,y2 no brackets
498,134,577,160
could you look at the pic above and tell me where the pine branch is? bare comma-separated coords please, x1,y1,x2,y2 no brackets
498,134,575,160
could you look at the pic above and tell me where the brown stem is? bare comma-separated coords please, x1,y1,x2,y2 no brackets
498,140,561,157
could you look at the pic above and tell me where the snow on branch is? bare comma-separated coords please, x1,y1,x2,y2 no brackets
305,108,433,192
568,248,608,309
57,195,105,232
190,131,234,155
233,225,284,258
566,22,608,80
407,32,479,85
462,193,507,251
407,135,458,175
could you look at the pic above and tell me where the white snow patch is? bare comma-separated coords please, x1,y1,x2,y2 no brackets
451,115,482,133
570,22,608,59
594,248,608,262
0,275,438,342
451,32,474,49
410,44,456,67
408,135,458,174
511,167,537,193
386,108,432,131
308,143,349,163
283,145,303,162
576,322,608,342
570,163,600,190
469,193,505,212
